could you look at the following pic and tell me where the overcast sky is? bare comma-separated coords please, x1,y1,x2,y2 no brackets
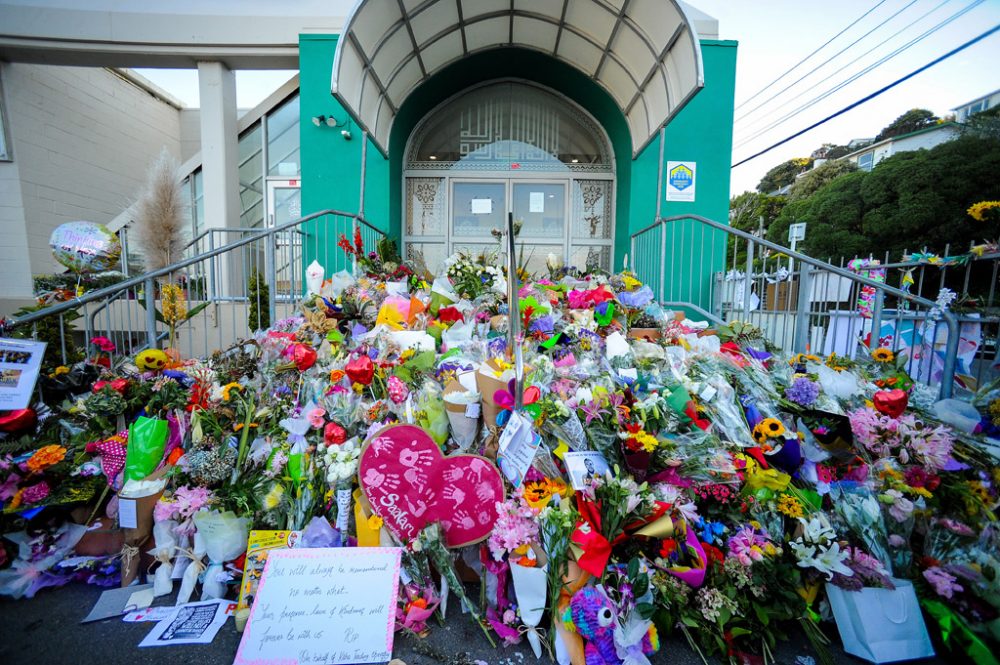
136,0,1000,197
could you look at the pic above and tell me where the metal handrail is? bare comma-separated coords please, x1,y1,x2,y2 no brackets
634,214,960,398
5,208,369,330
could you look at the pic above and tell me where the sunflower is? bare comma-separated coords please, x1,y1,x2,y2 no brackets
872,348,895,363
751,425,769,445
760,418,785,438
221,382,243,401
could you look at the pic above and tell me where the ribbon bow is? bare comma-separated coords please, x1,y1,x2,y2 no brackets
174,545,207,576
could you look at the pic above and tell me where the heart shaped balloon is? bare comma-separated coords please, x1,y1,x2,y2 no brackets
359,424,505,548
873,389,908,418
345,354,374,386
0,408,37,433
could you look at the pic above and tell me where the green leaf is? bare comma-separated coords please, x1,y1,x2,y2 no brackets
182,301,211,322
755,604,770,626
632,575,649,599
730,627,752,637
635,603,655,620
681,616,700,628
627,557,639,582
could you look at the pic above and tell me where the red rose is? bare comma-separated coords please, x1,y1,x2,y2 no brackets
93,379,126,394
345,355,375,386
324,422,347,445
437,306,465,324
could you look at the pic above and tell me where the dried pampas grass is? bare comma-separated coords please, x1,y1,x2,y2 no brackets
134,148,187,276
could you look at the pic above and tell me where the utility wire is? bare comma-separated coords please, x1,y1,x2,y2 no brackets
735,0,953,141
735,0,889,111
735,0,919,124
731,23,1000,169
734,0,983,149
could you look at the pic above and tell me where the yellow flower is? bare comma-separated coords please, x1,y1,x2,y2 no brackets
26,445,68,473
777,494,804,518
160,282,187,324
871,347,895,363
221,382,243,402
367,514,384,530
754,418,785,441
262,484,285,511
967,200,1000,222
746,468,791,492
49,365,70,378
635,431,659,453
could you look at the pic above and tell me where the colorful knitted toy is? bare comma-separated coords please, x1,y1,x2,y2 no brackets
562,586,659,665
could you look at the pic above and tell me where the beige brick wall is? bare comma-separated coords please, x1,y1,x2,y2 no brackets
0,62,182,307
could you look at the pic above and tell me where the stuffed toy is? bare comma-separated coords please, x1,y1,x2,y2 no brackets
562,585,658,665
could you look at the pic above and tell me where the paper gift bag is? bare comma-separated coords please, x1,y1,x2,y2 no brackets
118,469,169,587
826,579,934,663
478,358,512,429
443,379,481,451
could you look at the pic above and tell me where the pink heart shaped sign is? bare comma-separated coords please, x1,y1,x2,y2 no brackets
359,424,505,548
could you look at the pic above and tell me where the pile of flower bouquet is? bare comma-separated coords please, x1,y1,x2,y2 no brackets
1,232,998,665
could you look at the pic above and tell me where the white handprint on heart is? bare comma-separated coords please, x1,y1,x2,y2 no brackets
475,483,495,502
405,489,436,518
403,467,428,489
451,509,474,530
442,486,466,507
363,468,400,491
399,446,433,468
441,466,465,483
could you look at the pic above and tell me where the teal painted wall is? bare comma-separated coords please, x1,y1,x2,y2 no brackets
298,34,390,273
631,40,738,313
298,35,737,298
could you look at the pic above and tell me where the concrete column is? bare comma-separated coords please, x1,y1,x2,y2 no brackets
197,62,242,295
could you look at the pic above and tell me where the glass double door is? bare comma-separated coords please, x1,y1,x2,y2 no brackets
450,179,567,273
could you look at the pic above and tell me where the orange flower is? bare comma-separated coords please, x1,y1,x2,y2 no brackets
330,369,346,383
26,445,67,473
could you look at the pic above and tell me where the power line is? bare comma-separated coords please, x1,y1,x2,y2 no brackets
735,0,889,111
734,0,980,149
731,23,1000,170
735,0,920,124
735,0,954,142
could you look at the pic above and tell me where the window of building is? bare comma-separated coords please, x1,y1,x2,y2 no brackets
239,124,264,228
404,81,615,275
267,95,300,176
858,152,874,172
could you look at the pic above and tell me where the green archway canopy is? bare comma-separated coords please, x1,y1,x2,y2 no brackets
332,0,704,157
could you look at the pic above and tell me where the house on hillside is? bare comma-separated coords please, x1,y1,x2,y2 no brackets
952,89,1000,123
840,122,962,172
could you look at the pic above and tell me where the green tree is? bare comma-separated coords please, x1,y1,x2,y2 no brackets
788,159,858,201
963,104,1000,141
767,135,1000,260
756,157,813,194
768,172,869,259
875,108,939,141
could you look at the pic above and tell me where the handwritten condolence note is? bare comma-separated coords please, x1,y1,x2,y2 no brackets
235,547,401,665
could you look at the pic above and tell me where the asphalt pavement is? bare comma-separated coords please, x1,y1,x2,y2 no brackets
0,582,947,665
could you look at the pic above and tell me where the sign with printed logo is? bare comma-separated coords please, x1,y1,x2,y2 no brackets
666,161,696,202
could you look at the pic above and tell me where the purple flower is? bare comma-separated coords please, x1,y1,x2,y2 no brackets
785,377,820,407
924,567,963,599
21,481,50,504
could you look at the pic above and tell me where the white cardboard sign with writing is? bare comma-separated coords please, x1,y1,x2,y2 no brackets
234,547,401,665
